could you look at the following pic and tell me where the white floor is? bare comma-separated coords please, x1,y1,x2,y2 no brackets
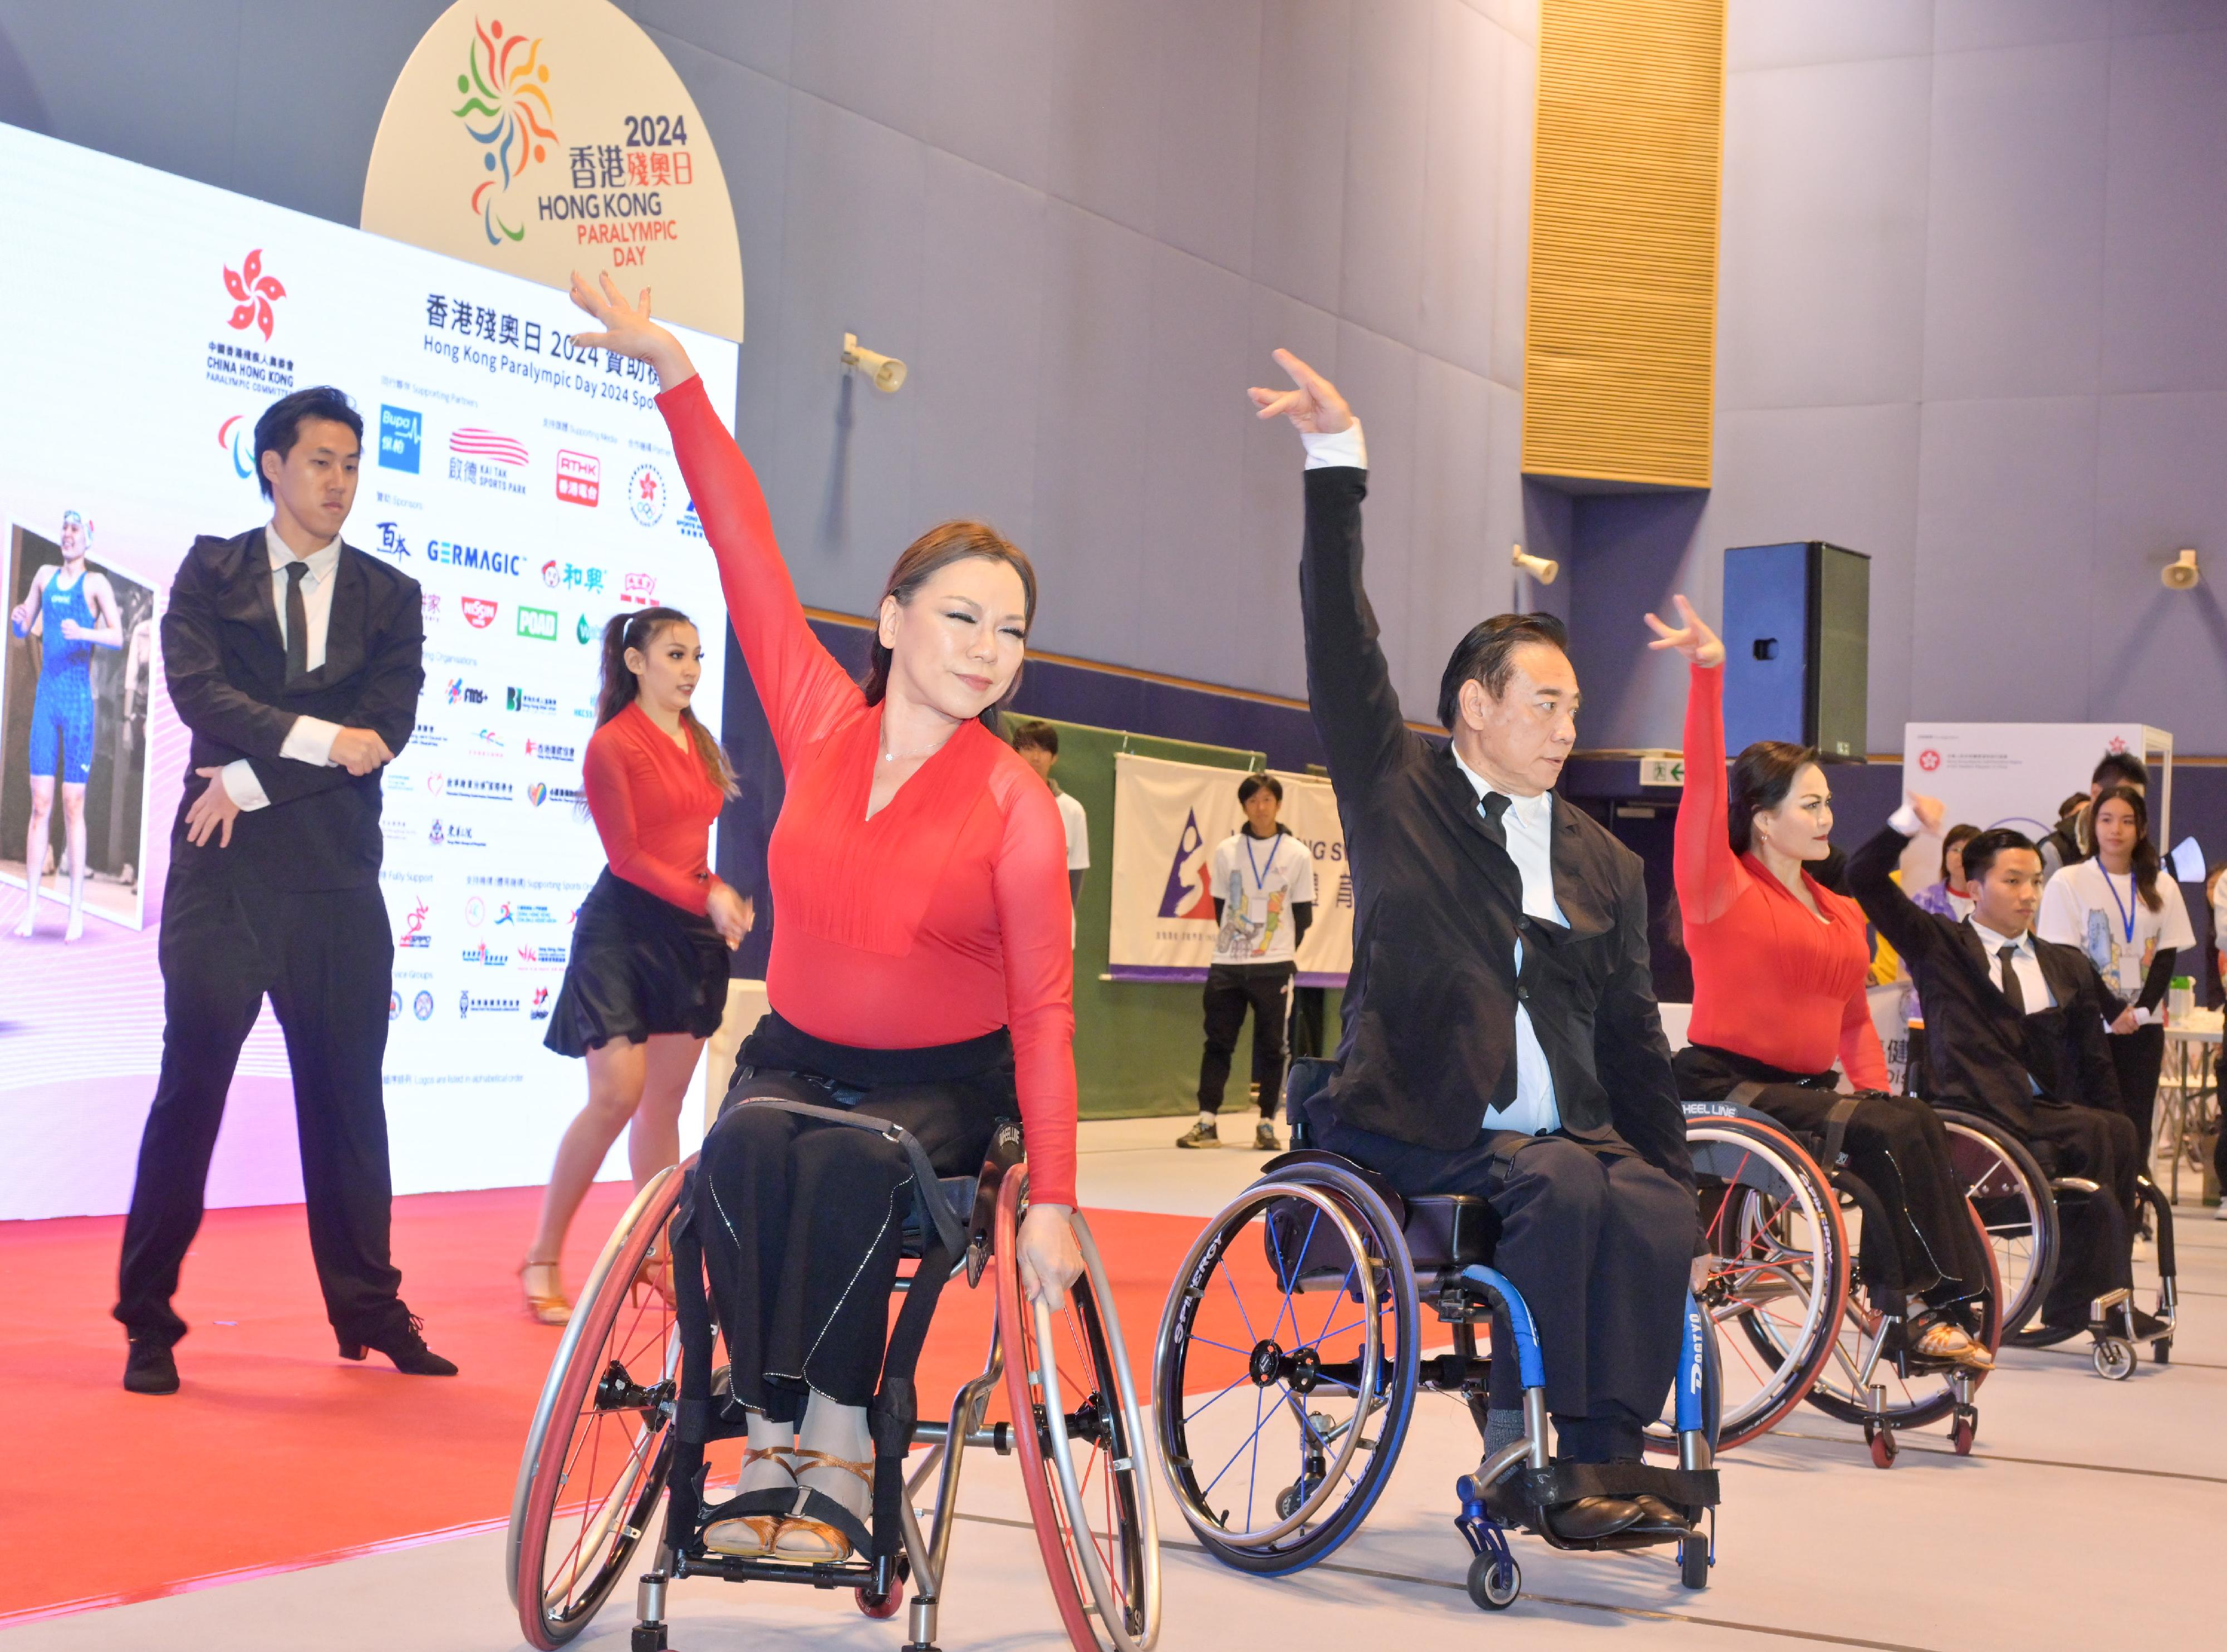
8,1117,2219,1652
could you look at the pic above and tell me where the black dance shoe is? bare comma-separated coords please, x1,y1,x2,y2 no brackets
1543,1496,1644,1540
340,1313,459,1376
122,1337,180,1395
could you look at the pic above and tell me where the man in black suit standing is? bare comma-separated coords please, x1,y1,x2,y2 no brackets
115,386,454,1393
1850,795,2144,1334
1252,351,1694,1540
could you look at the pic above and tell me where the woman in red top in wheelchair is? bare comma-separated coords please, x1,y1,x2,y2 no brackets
571,273,1082,1566
1649,596,1991,1369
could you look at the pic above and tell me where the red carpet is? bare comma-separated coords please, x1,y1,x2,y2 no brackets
0,1185,1205,1624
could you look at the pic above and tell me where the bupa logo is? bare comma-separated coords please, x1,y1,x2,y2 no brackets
556,449,601,506
379,405,423,473
374,521,411,558
222,248,286,340
461,596,499,629
1156,811,1218,920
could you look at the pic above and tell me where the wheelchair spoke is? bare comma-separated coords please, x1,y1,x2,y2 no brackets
1200,1381,1284,1501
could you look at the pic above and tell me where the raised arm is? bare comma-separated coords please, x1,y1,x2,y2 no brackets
1254,351,1410,790
988,765,1080,1210
1646,596,1741,925
1850,797,1946,968
571,273,860,766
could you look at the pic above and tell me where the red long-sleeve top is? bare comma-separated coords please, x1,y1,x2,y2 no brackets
659,374,1078,1207
1676,662,1888,1089
583,700,726,913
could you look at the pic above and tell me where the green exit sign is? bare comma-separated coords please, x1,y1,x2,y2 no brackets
1640,755,1685,788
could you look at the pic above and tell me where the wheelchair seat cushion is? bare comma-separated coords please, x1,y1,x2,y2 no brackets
1402,1194,1499,1269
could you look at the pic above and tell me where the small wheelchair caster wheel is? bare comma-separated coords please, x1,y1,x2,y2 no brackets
1679,1535,1710,1591
631,1626,669,1652
857,1579,905,1620
1865,1420,1899,1469
2092,1337,2136,1381
1950,1407,1977,1457
1465,1551,1520,1611
1274,1479,1316,1521
2151,1337,2172,1366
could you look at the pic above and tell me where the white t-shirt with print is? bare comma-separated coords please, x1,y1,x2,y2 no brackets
1209,828,1316,967
2038,860,2196,1026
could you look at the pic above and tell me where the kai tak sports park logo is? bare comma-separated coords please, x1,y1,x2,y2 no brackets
452,16,556,246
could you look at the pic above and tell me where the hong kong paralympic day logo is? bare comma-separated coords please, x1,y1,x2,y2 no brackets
452,16,556,246
222,249,286,340
216,415,254,479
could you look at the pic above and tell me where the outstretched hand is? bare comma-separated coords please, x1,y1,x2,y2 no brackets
1643,594,1725,669
1248,349,1353,437
569,271,695,390
1906,793,1946,836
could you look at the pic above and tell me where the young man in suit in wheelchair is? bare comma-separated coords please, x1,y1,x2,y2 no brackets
1250,352,1696,1543
1850,798,2146,1335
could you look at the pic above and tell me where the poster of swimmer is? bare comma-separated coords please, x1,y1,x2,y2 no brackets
3,517,157,936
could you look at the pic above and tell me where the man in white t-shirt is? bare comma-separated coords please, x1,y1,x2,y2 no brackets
1178,773,1316,1151
1013,721,1089,940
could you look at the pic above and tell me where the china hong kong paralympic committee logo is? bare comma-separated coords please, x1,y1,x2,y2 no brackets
223,248,286,340
1156,811,1218,920
629,463,666,526
217,415,254,479
452,16,556,246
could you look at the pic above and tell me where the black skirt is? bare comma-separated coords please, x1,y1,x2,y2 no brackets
542,869,730,1058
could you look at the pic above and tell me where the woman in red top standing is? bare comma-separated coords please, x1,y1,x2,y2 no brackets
572,274,1082,1565
1647,595,1991,1369
522,606,753,1321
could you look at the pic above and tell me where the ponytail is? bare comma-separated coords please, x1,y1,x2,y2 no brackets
596,606,738,800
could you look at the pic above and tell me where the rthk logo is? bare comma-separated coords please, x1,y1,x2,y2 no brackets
223,249,286,341
556,450,600,507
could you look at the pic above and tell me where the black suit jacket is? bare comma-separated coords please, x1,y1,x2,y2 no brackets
164,527,424,891
1848,825,2123,1131
1298,464,1689,1188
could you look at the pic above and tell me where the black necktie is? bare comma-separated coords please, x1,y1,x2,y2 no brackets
283,560,310,685
1480,790,1511,840
1997,943,2027,1016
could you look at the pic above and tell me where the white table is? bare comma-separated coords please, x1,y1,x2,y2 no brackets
2159,1024,2221,1203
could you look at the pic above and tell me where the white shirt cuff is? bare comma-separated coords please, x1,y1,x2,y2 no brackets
1302,420,1367,471
221,758,272,811
280,715,342,767
1887,805,1924,837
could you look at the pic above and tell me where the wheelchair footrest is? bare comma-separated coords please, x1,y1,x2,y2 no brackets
1520,1461,1719,1514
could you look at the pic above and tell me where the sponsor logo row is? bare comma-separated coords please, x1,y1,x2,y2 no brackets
376,404,680,528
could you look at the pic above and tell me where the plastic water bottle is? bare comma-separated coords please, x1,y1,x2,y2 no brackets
2168,975,2195,1023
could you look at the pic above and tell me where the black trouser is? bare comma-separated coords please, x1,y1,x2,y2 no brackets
2013,1099,2140,1325
2105,1023,2165,1172
698,1071,1008,1416
115,870,403,1349
1316,1112,1693,1463
1198,962,1293,1118
1673,1044,1992,1313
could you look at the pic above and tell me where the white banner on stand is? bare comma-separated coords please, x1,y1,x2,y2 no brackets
1107,753,1351,986
1897,722,2172,883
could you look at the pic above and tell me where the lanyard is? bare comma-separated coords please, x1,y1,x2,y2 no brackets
2101,867,2138,947
1243,831,1283,893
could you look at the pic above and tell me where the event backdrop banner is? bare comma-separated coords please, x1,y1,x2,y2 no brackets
362,0,745,342
1107,752,1352,987
1898,722,2174,881
0,122,738,1220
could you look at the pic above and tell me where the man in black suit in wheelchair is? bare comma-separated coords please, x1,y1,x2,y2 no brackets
1850,797,2144,1333
1250,352,1695,1541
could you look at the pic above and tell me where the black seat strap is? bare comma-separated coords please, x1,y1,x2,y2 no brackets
726,1096,970,1260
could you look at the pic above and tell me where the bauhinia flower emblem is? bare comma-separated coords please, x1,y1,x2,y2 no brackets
223,249,286,341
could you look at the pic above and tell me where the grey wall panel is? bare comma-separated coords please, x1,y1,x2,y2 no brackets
1484,378,1532,619
1238,288,1343,703
2112,0,2227,36
1416,0,1503,381
1340,0,1433,351
1464,0,1540,44
1136,247,1254,684
635,0,793,80
1045,0,1163,238
1410,354,1497,716
1489,21,1534,388
1716,56,1932,411
1920,40,2108,401
1027,199,1156,668
1151,0,1263,277
788,0,935,142
910,150,1046,553
768,92,926,606
925,0,1056,192
2089,391,2227,720
1729,0,1933,71
1934,0,2112,51
2100,26,2227,394
1251,0,1353,313
1910,394,2099,721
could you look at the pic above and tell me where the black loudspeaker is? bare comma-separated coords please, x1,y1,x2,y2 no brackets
1721,541,1870,761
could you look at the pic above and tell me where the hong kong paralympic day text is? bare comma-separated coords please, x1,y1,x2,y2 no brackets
419,335,659,410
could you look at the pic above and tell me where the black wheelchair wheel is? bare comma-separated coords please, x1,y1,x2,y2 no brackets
1466,1551,1521,1610
1680,1533,1710,1590
1937,1111,2058,1337
1154,1160,1417,1575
